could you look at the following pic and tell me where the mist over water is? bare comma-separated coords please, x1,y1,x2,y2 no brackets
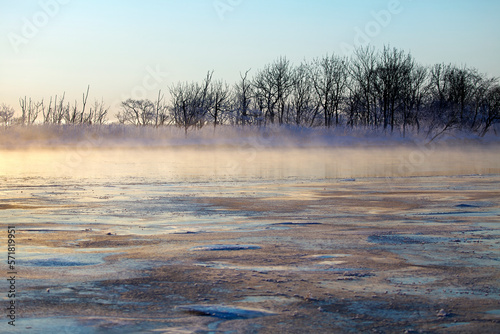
1,145,499,184
1,125,499,184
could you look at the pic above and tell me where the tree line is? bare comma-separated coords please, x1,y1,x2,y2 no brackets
2,85,108,127
3,46,500,137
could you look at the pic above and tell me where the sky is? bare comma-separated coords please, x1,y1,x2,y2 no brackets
1,0,500,117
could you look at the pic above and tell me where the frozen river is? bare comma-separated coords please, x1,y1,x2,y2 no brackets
1,143,500,333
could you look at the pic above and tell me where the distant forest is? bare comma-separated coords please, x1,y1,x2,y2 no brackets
2,46,499,138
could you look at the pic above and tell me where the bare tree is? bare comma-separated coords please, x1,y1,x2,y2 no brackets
468,71,496,132
88,99,109,124
64,86,90,124
273,57,295,125
42,96,52,124
233,69,253,125
117,99,155,126
290,63,316,126
349,46,378,127
346,89,364,127
169,71,214,133
169,82,194,133
401,64,428,136
19,97,42,125
0,104,15,126
310,54,349,127
207,79,231,129
426,64,489,138
153,90,169,127
253,64,277,124
374,46,415,132
253,57,294,125
44,94,67,124
481,84,500,136
80,85,90,123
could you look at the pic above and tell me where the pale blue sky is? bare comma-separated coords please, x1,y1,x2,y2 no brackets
1,0,499,115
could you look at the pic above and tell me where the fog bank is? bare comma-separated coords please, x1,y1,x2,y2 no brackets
0,124,499,150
